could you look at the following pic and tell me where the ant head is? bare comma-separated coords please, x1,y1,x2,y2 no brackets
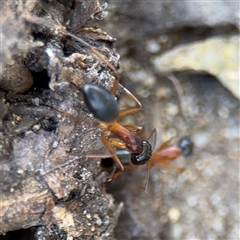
82,83,120,122
131,140,152,166
178,137,193,157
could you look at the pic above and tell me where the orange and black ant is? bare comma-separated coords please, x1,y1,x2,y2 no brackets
101,136,193,187
102,137,193,169
82,82,152,181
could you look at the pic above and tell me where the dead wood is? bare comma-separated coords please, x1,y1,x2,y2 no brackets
0,1,122,239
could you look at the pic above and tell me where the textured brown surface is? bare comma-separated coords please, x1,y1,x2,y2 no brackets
0,0,120,239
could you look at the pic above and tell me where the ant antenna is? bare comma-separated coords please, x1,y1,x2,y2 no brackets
151,128,158,152
144,162,151,191
167,74,187,124
66,32,120,93
142,128,157,191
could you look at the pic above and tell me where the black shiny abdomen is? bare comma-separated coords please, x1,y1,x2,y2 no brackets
131,140,152,165
178,137,193,157
82,84,119,122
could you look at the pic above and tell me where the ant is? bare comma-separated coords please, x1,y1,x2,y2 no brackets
101,136,193,188
101,137,193,169
82,82,152,181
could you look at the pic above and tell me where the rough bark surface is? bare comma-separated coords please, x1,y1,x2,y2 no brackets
0,0,121,239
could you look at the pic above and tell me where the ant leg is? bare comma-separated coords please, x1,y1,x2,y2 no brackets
146,128,157,141
116,86,143,119
159,164,185,173
154,139,173,152
145,128,158,151
86,153,114,158
117,108,141,118
67,32,121,95
167,74,187,123
121,86,142,108
67,33,118,74
43,104,85,122
109,138,127,150
110,75,120,96
101,133,124,181
122,125,143,134
144,162,151,191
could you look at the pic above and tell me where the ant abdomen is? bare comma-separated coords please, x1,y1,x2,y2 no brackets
82,83,119,122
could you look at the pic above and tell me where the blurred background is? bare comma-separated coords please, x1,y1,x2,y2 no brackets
97,1,239,239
